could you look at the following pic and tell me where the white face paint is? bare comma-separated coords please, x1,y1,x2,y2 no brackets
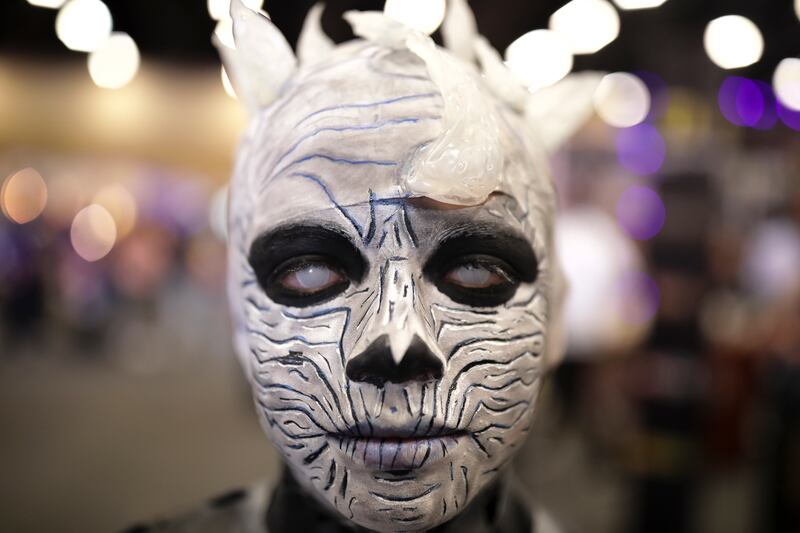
222,2,595,530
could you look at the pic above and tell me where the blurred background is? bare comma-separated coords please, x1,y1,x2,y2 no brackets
0,0,798,532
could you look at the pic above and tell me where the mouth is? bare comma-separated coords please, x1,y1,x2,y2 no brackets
328,427,466,471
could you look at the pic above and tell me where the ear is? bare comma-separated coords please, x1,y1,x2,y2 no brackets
524,72,604,153
297,3,334,65
441,0,478,63
214,0,297,113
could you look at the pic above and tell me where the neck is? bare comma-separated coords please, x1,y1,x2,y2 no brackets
266,467,532,533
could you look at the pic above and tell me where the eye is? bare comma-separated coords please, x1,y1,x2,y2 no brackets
443,263,511,289
265,255,350,306
435,255,521,307
279,261,346,293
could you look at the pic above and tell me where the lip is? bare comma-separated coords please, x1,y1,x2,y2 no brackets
328,428,466,471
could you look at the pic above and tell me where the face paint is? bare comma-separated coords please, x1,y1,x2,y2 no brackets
222,1,596,530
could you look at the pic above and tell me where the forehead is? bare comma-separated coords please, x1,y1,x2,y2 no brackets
234,41,553,243
245,43,442,226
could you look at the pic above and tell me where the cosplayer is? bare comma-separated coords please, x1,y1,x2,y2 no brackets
127,1,600,530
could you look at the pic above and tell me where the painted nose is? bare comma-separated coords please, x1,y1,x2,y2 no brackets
346,334,443,387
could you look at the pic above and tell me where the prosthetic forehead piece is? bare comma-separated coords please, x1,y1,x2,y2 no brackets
220,1,599,531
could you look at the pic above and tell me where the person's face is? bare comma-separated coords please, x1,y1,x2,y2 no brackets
226,43,556,531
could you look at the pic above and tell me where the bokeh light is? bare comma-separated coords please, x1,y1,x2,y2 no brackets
1,168,48,224
70,204,117,262
27,0,67,8
221,66,237,99
615,123,666,176
88,32,140,89
703,15,763,70
616,270,660,325
505,30,573,92
796,0,800,21
55,0,112,53
214,18,235,49
741,220,800,300
612,0,667,10
549,0,620,55
616,185,666,240
593,72,651,128
557,208,649,354
718,76,777,129
773,58,800,112
777,99,800,131
384,0,446,35
92,184,137,239
208,0,264,21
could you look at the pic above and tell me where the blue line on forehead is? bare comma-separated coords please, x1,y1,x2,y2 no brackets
269,153,398,188
271,116,441,177
295,92,439,128
291,172,364,238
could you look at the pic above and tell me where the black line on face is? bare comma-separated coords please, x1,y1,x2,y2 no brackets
423,223,538,308
248,224,367,307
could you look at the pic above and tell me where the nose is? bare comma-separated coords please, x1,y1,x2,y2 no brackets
346,334,443,387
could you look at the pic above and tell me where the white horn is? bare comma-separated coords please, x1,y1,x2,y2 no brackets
297,3,334,65
215,0,297,113
525,72,604,153
441,0,479,63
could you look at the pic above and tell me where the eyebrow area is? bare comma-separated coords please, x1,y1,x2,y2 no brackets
423,223,539,282
248,224,367,286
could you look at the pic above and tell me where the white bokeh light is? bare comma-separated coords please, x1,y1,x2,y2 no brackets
549,0,620,55
505,30,574,92
593,72,651,127
71,204,117,262
214,18,235,49
27,0,67,8
384,0,446,35
774,58,800,112
88,32,140,89
704,15,764,70
208,0,264,21
796,0,800,21
55,0,112,52
612,0,667,9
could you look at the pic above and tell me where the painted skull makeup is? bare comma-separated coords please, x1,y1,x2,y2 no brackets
221,1,599,531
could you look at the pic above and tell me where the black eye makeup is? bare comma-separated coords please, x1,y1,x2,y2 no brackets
248,225,366,307
423,225,538,307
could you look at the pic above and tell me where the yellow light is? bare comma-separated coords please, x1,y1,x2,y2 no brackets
208,0,264,20
55,0,112,52
593,72,651,127
88,32,140,89
796,0,800,21
549,0,620,55
1,168,48,224
71,204,117,262
612,0,667,9
384,0,446,35
92,184,137,239
704,15,763,70
221,66,237,99
505,30,573,92
774,58,800,112
27,0,67,8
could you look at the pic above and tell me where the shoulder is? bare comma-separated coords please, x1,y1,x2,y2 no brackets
118,483,272,533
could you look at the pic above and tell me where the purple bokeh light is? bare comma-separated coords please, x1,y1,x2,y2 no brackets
718,76,777,129
616,185,666,241
616,270,660,326
616,124,666,176
777,99,800,131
